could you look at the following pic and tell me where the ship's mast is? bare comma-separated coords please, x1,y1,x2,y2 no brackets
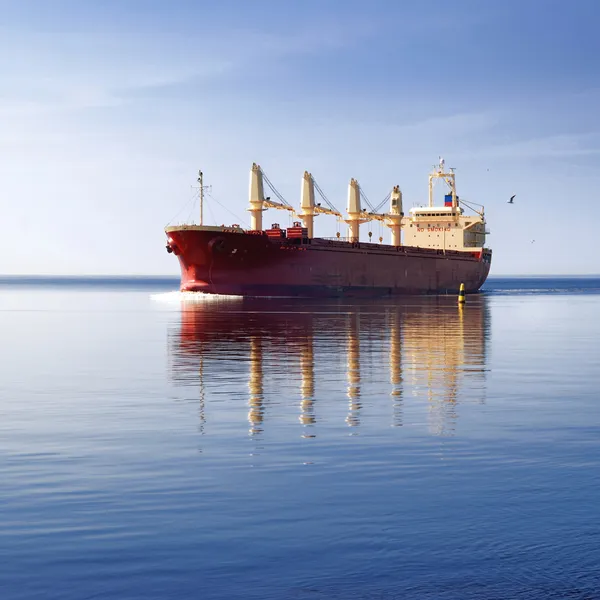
428,157,457,209
198,170,204,225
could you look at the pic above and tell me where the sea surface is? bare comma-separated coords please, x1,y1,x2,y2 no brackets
1,276,599,599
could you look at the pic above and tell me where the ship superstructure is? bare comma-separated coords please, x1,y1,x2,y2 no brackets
402,159,488,251
165,159,492,297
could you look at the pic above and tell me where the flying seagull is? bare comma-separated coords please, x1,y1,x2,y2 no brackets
508,194,516,204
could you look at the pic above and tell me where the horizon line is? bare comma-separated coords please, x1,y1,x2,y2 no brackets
1,274,600,280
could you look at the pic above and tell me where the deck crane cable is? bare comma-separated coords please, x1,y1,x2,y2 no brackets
205,194,217,226
456,197,485,218
204,191,250,228
260,169,293,207
165,188,201,226
372,191,391,214
311,177,342,214
359,188,377,213
185,199,197,225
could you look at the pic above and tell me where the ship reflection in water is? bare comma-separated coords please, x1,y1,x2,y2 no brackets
168,295,490,437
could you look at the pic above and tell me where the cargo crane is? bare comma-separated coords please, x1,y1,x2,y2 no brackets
298,171,342,238
363,185,404,246
248,163,295,231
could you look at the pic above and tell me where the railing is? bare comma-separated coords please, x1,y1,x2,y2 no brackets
313,237,485,260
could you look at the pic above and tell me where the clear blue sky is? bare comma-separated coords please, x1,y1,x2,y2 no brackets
1,0,599,275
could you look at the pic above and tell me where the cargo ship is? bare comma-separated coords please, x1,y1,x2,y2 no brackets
165,159,492,297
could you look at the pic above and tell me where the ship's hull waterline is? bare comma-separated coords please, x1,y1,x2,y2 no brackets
165,227,492,298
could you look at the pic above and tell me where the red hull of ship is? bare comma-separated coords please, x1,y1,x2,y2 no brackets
165,229,492,297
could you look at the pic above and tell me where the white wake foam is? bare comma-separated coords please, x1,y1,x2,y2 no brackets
150,291,243,304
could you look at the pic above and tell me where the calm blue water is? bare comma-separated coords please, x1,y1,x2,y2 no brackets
1,277,599,599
